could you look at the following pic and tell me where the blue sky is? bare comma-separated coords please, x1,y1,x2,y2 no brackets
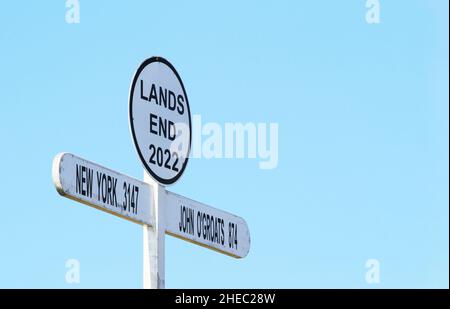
0,1,448,288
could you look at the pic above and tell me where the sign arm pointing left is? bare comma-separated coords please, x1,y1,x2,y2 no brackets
52,152,154,226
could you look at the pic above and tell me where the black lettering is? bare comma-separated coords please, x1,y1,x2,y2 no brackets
158,116,167,138
107,175,113,205
164,149,171,169
140,80,148,101
149,83,158,104
188,208,195,235
96,171,101,201
159,86,167,108
168,121,176,141
150,113,158,135
101,174,107,203
179,206,184,232
86,167,93,198
220,219,225,245
81,166,86,196
75,165,93,197
156,147,163,167
168,90,176,111
177,94,185,115
76,164,82,195
197,212,202,238
202,213,207,239
172,152,179,172
134,186,139,214
112,178,117,207
179,206,195,235
214,217,218,243
149,144,156,164
228,222,238,249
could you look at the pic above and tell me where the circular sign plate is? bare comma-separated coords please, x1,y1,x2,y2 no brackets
129,57,191,186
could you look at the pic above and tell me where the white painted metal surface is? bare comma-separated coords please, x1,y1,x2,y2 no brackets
165,191,251,258
52,153,153,226
143,172,166,289
129,57,192,186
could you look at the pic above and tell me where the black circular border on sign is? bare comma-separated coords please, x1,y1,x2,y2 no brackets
129,57,192,186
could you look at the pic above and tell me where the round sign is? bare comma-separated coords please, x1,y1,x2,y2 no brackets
129,57,191,186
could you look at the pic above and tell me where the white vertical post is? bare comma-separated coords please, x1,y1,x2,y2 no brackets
143,171,166,289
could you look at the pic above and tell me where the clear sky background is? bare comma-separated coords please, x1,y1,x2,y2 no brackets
0,1,448,288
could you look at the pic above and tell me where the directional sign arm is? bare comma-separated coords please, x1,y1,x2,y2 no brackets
52,153,153,226
165,191,251,258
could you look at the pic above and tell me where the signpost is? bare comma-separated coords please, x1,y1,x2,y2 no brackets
52,57,250,289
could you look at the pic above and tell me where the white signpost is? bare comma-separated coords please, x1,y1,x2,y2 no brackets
52,57,250,289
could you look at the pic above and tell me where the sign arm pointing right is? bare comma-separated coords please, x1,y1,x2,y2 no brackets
165,191,251,259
